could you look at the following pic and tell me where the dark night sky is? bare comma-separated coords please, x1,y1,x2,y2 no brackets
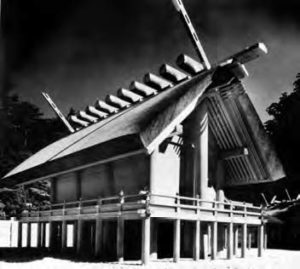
4,0,300,121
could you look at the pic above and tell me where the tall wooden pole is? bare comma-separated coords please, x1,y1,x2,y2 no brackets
227,223,233,259
117,218,124,262
258,224,264,257
95,218,102,258
199,102,209,200
141,218,151,265
211,221,217,260
76,220,83,254
193,220,200,261
173,219,181,262
241,223,247,258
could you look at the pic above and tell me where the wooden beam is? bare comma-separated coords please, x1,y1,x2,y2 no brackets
173,219,181,262
159,64,189,83
241,223,247,258
141,217,151,265
117,218,124,262
220,147,249,160
144,73,173,91
220,43,268,65
193,220,200,261
176,54,204,75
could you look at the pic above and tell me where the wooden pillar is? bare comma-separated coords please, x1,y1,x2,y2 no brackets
199,102,209,200
241,223,247,258
117,218,124,262
17,222,22,248
76,220,83,254
207,223,212,255
193,220,200,261
50,178,57,203
26,222,31,248
142,217,151,265
37,222,42,248
95,218,102,258
233,226,239,256
40,223,45,248
61,221,67,251
173,219,180,263
227,222,233,259
264,225,267,249
150,219,158,260
211,221,217,260
49,222,53,249
258,224,264,257
248,231,252,250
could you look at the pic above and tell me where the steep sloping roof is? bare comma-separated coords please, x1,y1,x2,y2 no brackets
1,43,285,186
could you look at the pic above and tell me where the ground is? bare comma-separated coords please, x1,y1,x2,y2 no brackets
0,249,299,269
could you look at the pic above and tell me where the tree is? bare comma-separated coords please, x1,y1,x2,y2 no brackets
0,94,68,217
265,73,300,180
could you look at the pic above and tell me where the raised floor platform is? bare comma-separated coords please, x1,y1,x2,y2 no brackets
19,192,266,264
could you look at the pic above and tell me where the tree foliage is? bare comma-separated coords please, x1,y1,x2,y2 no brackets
0,94,68,217
265,73,300,178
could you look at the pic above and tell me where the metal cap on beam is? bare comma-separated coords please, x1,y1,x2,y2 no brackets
78,111,98,123
117,88,143,103
105,94,131,109
159,64,189,83
95,100,119,114
86,106,108,119
129,81,157,97
144,73,173,91
176,54,204,75
70,115,89,128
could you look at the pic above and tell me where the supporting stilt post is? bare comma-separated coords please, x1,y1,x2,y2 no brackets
40,223,45,248
248,231,252,250
173,219,181,263
17,222,22,248
95,218,102,258
150,219,158,260
142,217,151,265
241,223,247,258
264,225,267,249
61,221,67,251
26,223,31,248
207,223,212,256
193,220,200,261
227,222,233,259
49,222,53,250
117,218,124,262
211,221,217,260
76,220,83,254
258,224,264,257
37,222,42,248
233,226,238,256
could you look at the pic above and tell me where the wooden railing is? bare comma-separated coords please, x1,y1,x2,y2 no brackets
21,191,262,220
